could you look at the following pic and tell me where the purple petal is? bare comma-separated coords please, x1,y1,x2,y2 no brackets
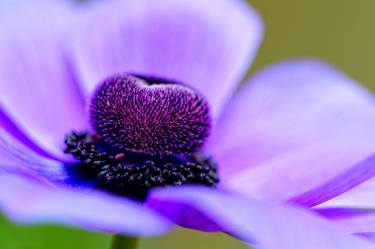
0,2,86,158
288,153,375,207
0,107,52,159
314,177,375,234
316,208,375,235
319,177,375,210
0,124,98,191
0,127,73,186
0,172,172,236
70,0,263,116
148,186,375,249
0,0,32,14
207,60,375,202
357,233,375,243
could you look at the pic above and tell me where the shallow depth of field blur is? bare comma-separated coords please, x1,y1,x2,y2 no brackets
1,0,375,248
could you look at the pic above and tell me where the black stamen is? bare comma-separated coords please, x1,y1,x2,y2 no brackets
64,131,219,201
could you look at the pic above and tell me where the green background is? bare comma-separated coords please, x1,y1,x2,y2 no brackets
1,0,375,248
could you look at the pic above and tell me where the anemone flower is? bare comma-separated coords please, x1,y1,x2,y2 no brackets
1,0,375,249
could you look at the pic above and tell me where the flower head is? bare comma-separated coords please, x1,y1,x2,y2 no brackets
1,0,375,248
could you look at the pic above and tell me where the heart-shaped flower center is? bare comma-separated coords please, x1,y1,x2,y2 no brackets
89,74,211,156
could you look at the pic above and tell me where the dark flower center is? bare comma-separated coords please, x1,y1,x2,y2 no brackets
90,74,211,156
64,74,219,201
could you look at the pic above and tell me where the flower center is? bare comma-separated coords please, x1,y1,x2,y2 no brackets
64,74,219,200
90,74,211,156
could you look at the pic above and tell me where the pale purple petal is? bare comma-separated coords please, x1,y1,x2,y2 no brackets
0,2,86,158
314,177,375,234
0,107,52,159
357,233,375,243
0,0,32,15
319,177,375,210
207,60,375,202
288,153,375,207
0,125,96,190
0,173,172,236
148,186,375,249
316,208,375,235
0,127,76,187
70,0,263,116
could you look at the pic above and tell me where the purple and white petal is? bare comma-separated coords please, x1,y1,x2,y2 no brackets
207,60,375,202
148,186,375,249
70,0,263,116
0,173,172,236
0,2,86,158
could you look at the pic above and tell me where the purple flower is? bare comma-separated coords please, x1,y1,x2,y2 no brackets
1,0,375,248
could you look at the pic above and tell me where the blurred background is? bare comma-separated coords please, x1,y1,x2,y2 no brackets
1,0,375,248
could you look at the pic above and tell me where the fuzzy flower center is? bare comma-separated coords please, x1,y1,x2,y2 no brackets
90,74,211,156
64,74,218,200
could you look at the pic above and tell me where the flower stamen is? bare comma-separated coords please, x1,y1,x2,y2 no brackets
64,132,218,200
